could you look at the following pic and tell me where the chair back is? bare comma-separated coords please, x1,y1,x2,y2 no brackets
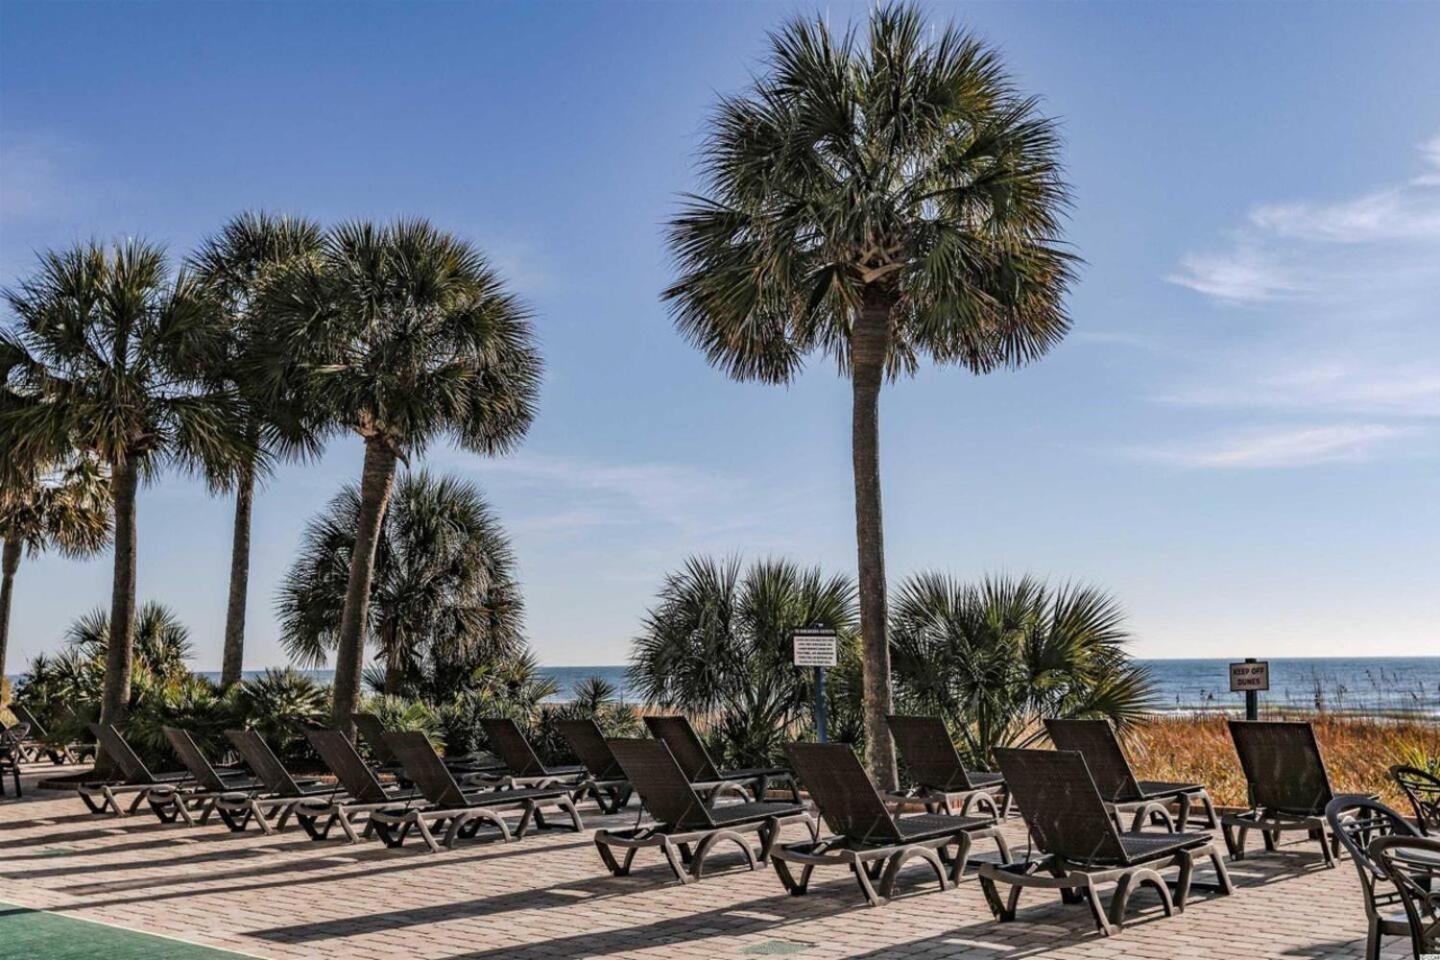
226,729,302,796
556,719,624,780
886,715,976,792
90,724,155,784
353,713,398,765
1228,721,1335,815
162,727,230,792
994,748,1128,864
786,741,901,843
1370,835,1440,958
11,703,47,738
1045,718,1142,803
607,738,711,829
0,723,30,758
479,717,547,777
1391,765,1440,837
305,729,390,804
1325,796,1419,921
644,716,720,781
384,731,468,808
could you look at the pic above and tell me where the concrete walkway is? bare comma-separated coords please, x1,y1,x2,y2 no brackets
0,764,1411,960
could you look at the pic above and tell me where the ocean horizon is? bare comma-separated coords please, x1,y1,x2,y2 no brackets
9,654,1427,716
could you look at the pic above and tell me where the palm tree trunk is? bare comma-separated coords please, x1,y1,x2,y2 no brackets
851,292,898,789
220,425,259,690
100,458,139,728
0,538,21,685
332,437,398,738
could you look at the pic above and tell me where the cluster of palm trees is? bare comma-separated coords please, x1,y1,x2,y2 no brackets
2,4,1076,778
1,215,541,738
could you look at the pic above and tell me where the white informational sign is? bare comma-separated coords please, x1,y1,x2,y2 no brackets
793,628,838,668
1229,660,1270,692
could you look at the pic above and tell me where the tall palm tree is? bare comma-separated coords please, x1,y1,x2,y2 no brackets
190,212,325,689
889,572,1156,764
277,470,525,698
0,241,251,726
262,220,541,735
664,4,1075,786
0,456,112,681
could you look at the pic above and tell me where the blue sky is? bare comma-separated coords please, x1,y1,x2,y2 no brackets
3,1,1438,671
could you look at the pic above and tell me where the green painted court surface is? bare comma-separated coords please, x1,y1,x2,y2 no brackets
0,902,257,960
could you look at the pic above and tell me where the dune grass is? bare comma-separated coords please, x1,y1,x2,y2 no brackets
1129,713,1440,809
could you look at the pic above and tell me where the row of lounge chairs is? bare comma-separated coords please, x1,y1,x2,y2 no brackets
24,704,1440,948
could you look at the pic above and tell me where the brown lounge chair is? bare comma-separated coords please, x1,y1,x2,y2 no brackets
78,723,214,819
979,748,1232,937
886,714,1010,819
0,724,27,797
373,731,583,852
354,712,500,779
594,737,815,884
298,728,429,843
10,703,77,764
218,729,341,834
1390,765,1440,837
479,717,586,788
645,715,800,803
554,718,634,813
1045,717,1218,832
772,741,1011,907
162,726,281,828
1221,720,1368,866
1325,796,1426,960
1368,835,1440,959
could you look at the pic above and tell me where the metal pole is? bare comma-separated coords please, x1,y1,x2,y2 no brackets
1245,656,1259,721
815,665,828,743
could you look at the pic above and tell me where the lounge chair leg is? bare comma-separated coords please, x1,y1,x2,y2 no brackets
877,845,949,902
560,795,584,832
1209,848,1234,896
979,874,1009,919
1174,850,1195,908
1222,820,1245,860
660,838,692,884
1109,867,1172,930
1081,881,1117,937
691,829,756,880
993,832,1013,866
514,800,537,838
1198,792,1218,830
772,858,814,896
851,860,885,907
414,815,443,852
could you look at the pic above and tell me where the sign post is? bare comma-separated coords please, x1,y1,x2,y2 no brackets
1229,658,1269,721
793,628,838,742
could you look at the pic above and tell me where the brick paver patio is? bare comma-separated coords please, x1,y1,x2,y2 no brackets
0,765,1413,959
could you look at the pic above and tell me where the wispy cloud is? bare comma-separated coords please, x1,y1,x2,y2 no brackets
1165,246,1301,303
1167,133,1440,304
1159,362,1440,419
1135,424,1413,470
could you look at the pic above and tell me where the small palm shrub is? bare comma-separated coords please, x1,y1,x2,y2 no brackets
125,673,234,763
360,695,441,753
532,676,641,765
229,668,330,762
629,556,858,769
889,573,1156,767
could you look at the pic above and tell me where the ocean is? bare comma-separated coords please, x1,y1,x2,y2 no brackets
14,656,1440,717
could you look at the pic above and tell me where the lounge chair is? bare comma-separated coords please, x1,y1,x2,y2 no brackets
978,748,1232,937
355,712,500,779
219,729,341,834
1391,765,1440,837
1221,720,1366,866
78,723,204,818
479,716,586,787
772,741,1011,907
594,737,815,884
1325,796,1425,960
298,728,428,843
162,726,278,828
554,718,634,813
10,703,75,764
1369,835,1440,959
1045,717,1217,832
886,714,1010,819
0,723,26,797
373,730,583,852
644,715,800,803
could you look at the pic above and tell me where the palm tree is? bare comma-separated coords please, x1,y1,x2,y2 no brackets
664,4,1075,786
0,456,112,680
261,220,541,735
190,212,325,689
278,470,525,699
889,573,1156,764
629,555,857,768
0,241,251,726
